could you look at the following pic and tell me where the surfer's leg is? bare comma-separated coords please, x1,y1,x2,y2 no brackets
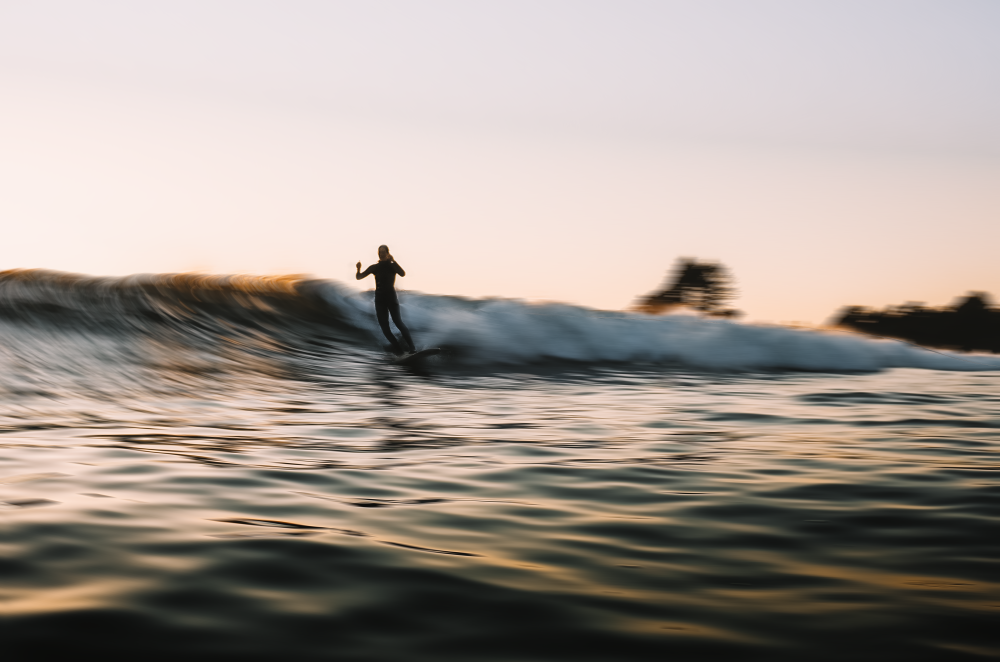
375,300,403,353
387,300,416,352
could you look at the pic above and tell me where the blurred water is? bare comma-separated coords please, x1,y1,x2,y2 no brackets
2,271,998,661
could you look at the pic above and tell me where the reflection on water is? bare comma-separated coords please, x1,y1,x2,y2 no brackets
1,272,999,661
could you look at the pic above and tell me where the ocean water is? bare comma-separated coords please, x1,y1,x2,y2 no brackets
2,270,998,661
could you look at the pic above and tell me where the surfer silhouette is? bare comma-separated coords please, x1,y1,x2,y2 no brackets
357,245,416,355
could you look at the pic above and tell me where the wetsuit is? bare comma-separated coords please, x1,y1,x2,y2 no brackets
358,260,415,354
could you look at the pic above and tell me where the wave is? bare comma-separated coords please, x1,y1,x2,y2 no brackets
370,292,1000,372
2,269,998,373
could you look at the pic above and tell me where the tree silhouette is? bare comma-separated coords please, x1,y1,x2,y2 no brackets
834,291,999,353
636,258,739,316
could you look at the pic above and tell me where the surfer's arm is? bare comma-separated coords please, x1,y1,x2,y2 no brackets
392,261,405,277
356,264,373,280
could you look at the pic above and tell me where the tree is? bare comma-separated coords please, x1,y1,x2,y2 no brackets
636,258,739,316
833,291,1000,353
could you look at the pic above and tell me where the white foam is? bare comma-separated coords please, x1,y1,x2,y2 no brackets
319,284,1000,372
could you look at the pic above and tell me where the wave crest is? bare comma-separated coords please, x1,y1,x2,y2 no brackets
1,269,997,373
374,293,1000,371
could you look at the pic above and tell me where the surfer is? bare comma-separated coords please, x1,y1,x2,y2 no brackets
357,245,416,355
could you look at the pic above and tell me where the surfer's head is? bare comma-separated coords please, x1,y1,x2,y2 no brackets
378,245,390,261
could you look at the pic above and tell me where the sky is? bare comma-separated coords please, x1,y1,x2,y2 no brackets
1,0,998,323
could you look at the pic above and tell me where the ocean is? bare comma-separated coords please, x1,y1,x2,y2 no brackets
2,270,998,661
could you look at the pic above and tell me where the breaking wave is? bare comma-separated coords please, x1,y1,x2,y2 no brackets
2,269,998,373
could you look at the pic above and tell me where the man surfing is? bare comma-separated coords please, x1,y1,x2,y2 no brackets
356,245,416,355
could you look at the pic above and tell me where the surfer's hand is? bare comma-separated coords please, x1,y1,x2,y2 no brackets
356,262,361,271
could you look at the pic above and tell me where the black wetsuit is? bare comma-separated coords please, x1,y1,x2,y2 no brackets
358,260,415,354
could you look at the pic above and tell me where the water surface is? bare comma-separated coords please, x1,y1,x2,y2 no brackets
2,271,998,661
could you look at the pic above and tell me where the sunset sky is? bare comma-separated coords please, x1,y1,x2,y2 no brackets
1,0,997,323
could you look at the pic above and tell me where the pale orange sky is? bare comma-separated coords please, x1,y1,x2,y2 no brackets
1,1,998,323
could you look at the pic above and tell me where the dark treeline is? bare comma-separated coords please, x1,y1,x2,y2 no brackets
638,258,998,354
835,293,1000,353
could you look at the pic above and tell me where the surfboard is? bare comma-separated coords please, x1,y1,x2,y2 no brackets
392,348,441,366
